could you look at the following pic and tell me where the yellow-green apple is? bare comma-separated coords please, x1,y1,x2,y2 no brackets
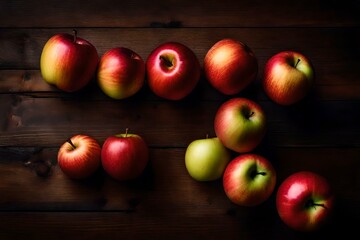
101,129,149,181
223,154,276,206
214,98,266,153
40,30,99,92
263,51,314,105
97,47,145,99
57,135,101,179
276,171,334,232
185,136,231,181
204,38,258,95
146,42,201,100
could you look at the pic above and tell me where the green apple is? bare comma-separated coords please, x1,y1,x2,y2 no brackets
185,137,231,181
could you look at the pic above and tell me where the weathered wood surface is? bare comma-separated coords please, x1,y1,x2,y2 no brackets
0,94,359,147
0,0,359,27
0,0,359,239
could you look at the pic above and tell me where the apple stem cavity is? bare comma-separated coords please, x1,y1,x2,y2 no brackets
159,56,173,68
305,199,327,210
250,171,266,179
294,58,301,68
242,106,255,119
73,29,77,43
67,139,76,150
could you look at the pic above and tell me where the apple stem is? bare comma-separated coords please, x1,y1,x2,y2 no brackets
73,29,77,43
206,134,209,139
294,58,301,68
248,112,255,118
66,139,76,149
159,56,173,67
125,128,129,137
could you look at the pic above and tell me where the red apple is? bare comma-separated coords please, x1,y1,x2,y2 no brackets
276,171,334,232
146,42,201,100
40,30,99,92
214,98,266,153
97,47,145,99
101,129,149,181
263,51,314,105
204,38,258,95
57,135,101,179
223,154,276,206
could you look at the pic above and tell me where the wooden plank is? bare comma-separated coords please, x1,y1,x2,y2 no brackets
0,70,54,92
0,147,358,238
0,28,359,87
0,209,357,240
0,148,231,212
0,95,358,147
0,69,359,101
0,0,359,28
0,147,358,211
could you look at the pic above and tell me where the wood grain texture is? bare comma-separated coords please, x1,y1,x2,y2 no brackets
0,208,357,240
0,0,359,239
0,147,358,211
0,0,359,27
1,69,359,101
0,147,358,239
0,94,359,148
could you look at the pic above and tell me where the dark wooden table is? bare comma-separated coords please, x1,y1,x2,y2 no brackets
0,0,359,239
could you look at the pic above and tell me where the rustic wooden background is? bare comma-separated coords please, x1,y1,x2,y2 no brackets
0,0,359,239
